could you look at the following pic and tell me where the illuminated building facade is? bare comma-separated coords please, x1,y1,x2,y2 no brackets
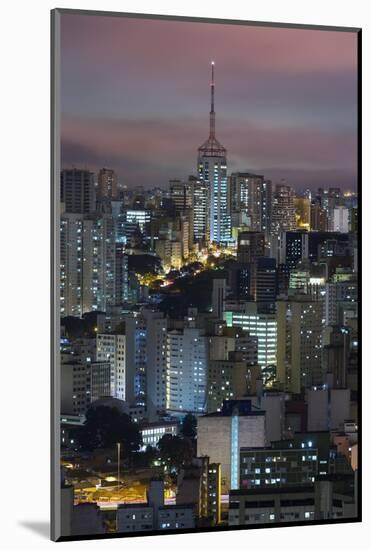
198,62,231,243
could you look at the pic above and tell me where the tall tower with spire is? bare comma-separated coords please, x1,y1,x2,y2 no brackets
197,62,231,244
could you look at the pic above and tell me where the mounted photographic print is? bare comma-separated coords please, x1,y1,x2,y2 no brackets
51,9,361,541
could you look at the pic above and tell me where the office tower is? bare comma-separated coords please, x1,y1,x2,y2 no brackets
230,173,263,231
294,197,311,230
123,312,148,406
166,327,208,415
278,230,308,271
124,208,151,233
96,333,126,401
211,278,226,320
271,184,296,235
189,176,209,243
276,295,323,394
198,62,230,243
197,400,266,491
97,168,118,200
61,168,96,214
224,303,277,377
331,206,350,233
237,231,265,263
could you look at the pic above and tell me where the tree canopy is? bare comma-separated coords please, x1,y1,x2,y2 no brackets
158,434,194,471
77,406,142,453
180,413,197,440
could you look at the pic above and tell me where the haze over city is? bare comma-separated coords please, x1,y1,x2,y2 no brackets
61,14,358,190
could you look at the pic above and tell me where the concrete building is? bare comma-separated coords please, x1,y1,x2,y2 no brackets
229,486,316,525
166,327,208,415
224,302,277,377
207,353,249,413
61,168,96,215
97,168,118,200
197,400,266,492
237,231,265,264
331,206,349,233
306,387,351,432
276,295,323,393
239,446,318,489
117,480,195,533
60,213,118,316
96,333,126,401
271,184,296,236
211,278,226,320
189,176,209,244
145,310,168,419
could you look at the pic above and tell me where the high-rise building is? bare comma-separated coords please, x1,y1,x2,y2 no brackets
211,278,226,320
294,197,311,230
230,173,262,231
198,62,230,243
276,295,323,393
97,168,118,200
331,206,350,233
96,333,126,401
224,303,277,376
166,328,208,415
207,353,249,413
271,184,296,235
237,231,265,263
61,168,96,214
145,310,168,419
189,176,209,244
169,180,192,213
60,213,127,316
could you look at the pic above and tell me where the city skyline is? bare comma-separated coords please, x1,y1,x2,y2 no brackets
61,14,357,191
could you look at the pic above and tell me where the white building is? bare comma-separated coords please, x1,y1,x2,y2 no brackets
166,328,208,416
96,333,126,401
140,421,179,449
332,206,349,233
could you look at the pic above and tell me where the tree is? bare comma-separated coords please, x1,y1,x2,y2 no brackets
158,434,194,471
180,413,197,440
77,406,142,453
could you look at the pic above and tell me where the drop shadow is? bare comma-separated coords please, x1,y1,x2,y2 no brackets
18,521,50,539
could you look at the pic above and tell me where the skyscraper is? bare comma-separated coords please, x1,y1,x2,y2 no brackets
198,62,230,243
97,168,118,201
271,184,296,235
61,168,96,214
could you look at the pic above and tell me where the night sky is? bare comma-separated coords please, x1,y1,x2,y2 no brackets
61,13,358,191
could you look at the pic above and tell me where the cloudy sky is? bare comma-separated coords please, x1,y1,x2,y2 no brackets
61,13,358,190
